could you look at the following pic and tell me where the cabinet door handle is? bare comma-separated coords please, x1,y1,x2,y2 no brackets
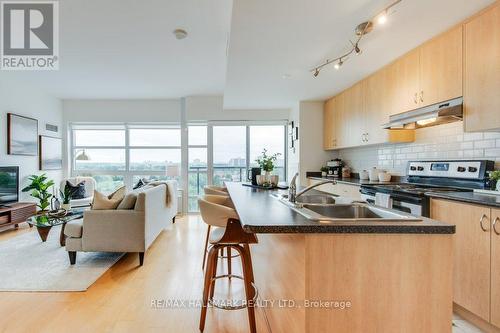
414,93,418,104
365,132,369,142
480,214,489,232
493,217,500,235
419,91,424,103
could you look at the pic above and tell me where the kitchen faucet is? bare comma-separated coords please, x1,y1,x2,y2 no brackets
288,172,336,203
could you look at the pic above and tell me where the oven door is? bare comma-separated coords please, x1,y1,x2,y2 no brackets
360,194,423,216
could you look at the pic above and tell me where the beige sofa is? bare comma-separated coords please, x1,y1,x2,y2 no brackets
64,182,178,266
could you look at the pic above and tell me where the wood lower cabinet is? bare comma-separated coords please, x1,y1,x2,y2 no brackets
431,199,497,325
464,2,500,132
491,208,500,328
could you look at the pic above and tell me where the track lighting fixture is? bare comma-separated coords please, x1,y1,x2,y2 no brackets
310,0,402,77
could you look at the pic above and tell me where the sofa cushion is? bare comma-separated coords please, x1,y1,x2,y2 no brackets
117,192,138,210
65,219,83,238
91,186,126,210
66,180,86,199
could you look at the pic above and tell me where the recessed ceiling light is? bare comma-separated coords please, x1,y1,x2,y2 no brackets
173,29,188,40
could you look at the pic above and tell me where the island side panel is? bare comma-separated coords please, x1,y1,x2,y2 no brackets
305,233,453,333
252,234,306,333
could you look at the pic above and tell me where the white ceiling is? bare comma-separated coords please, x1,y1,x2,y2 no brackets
3,0,496,108
2,0,232,99
223,0,496,109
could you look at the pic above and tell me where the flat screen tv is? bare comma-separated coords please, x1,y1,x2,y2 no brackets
0,166,19,206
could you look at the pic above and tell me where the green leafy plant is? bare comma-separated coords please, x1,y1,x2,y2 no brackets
490,170,500,182
320,166,329,172
59,186,71,204
255,149,281,172
21,174,54,212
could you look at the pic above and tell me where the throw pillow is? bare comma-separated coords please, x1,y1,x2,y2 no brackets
117,192,138,210
91,186,126,210
66,180,86,199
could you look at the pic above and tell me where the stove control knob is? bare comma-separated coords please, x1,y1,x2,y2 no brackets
410,166,417,171
417,166,424,171
468,167,478,173
457,166,466,172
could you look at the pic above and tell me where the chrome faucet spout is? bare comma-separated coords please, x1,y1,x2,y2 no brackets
288,174,336,203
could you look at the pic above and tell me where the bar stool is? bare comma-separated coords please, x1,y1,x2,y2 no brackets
203,185,228,196
201,187,234,269
198,196,258,333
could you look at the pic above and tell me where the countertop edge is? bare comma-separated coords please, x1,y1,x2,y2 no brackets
426,192,500,208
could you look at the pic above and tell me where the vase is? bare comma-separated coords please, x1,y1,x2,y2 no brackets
270,175,279,187
321,171,327,177
263,171,271,183
62,203,72,211
496,180,500,192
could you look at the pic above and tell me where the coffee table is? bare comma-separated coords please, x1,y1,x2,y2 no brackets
27,208,86,246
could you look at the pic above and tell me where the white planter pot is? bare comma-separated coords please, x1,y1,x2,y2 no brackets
61,203,71,211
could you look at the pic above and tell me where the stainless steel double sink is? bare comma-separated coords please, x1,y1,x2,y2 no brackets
273,193,421,222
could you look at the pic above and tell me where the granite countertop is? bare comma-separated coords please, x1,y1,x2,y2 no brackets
426,191,500,208
226,182,455,234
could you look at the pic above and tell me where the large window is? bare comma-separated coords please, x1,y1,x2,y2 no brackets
71,124,181,194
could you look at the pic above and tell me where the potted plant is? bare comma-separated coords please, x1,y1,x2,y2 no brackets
59,185,72,211
490,170,500,192
320,166,329,177
21,174,54,214
255,149,281,184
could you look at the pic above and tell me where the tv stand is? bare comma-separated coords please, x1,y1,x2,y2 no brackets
0,203,36,231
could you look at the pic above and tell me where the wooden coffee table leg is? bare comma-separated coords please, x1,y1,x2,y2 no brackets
36,226,52,242
60,223,67,246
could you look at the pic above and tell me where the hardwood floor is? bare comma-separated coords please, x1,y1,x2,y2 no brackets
0,216,276,333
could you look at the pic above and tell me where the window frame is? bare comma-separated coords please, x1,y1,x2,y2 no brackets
70,123,182,191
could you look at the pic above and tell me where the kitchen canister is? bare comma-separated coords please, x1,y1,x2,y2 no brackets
368,167,379,181
359,170,369,180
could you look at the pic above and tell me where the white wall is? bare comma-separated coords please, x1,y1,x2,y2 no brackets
288,101,336,185
62,99,181,123
186,96,289,122
339,122,500,176
0,77,63,202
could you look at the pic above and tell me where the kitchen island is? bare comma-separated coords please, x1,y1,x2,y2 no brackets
226,182,455,333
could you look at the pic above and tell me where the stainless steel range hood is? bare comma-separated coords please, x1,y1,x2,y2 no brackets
383,97,463,129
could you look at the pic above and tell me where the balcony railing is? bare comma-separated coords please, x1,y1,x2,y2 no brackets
188,166,284,212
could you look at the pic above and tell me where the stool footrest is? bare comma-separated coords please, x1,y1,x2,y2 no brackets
208,274,259,311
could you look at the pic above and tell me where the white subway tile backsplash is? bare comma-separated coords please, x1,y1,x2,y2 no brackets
463,132,483,141
484,132,500,139
338,122,500,176
474,140,496,149
485,148,500,157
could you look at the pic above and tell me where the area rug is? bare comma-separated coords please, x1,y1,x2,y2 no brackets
0,226,124,292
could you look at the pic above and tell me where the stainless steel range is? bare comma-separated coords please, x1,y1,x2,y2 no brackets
360,160,495,217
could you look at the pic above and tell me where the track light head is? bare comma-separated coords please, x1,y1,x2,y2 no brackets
313,68,320,77
377,11,388,25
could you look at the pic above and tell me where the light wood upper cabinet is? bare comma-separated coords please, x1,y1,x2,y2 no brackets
387,48,420,114
323,97,336,149
419,26,463,107
343,82,364,147
464,3,500,132
431,199,491,322
363,68,391,144
491,208,500,328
